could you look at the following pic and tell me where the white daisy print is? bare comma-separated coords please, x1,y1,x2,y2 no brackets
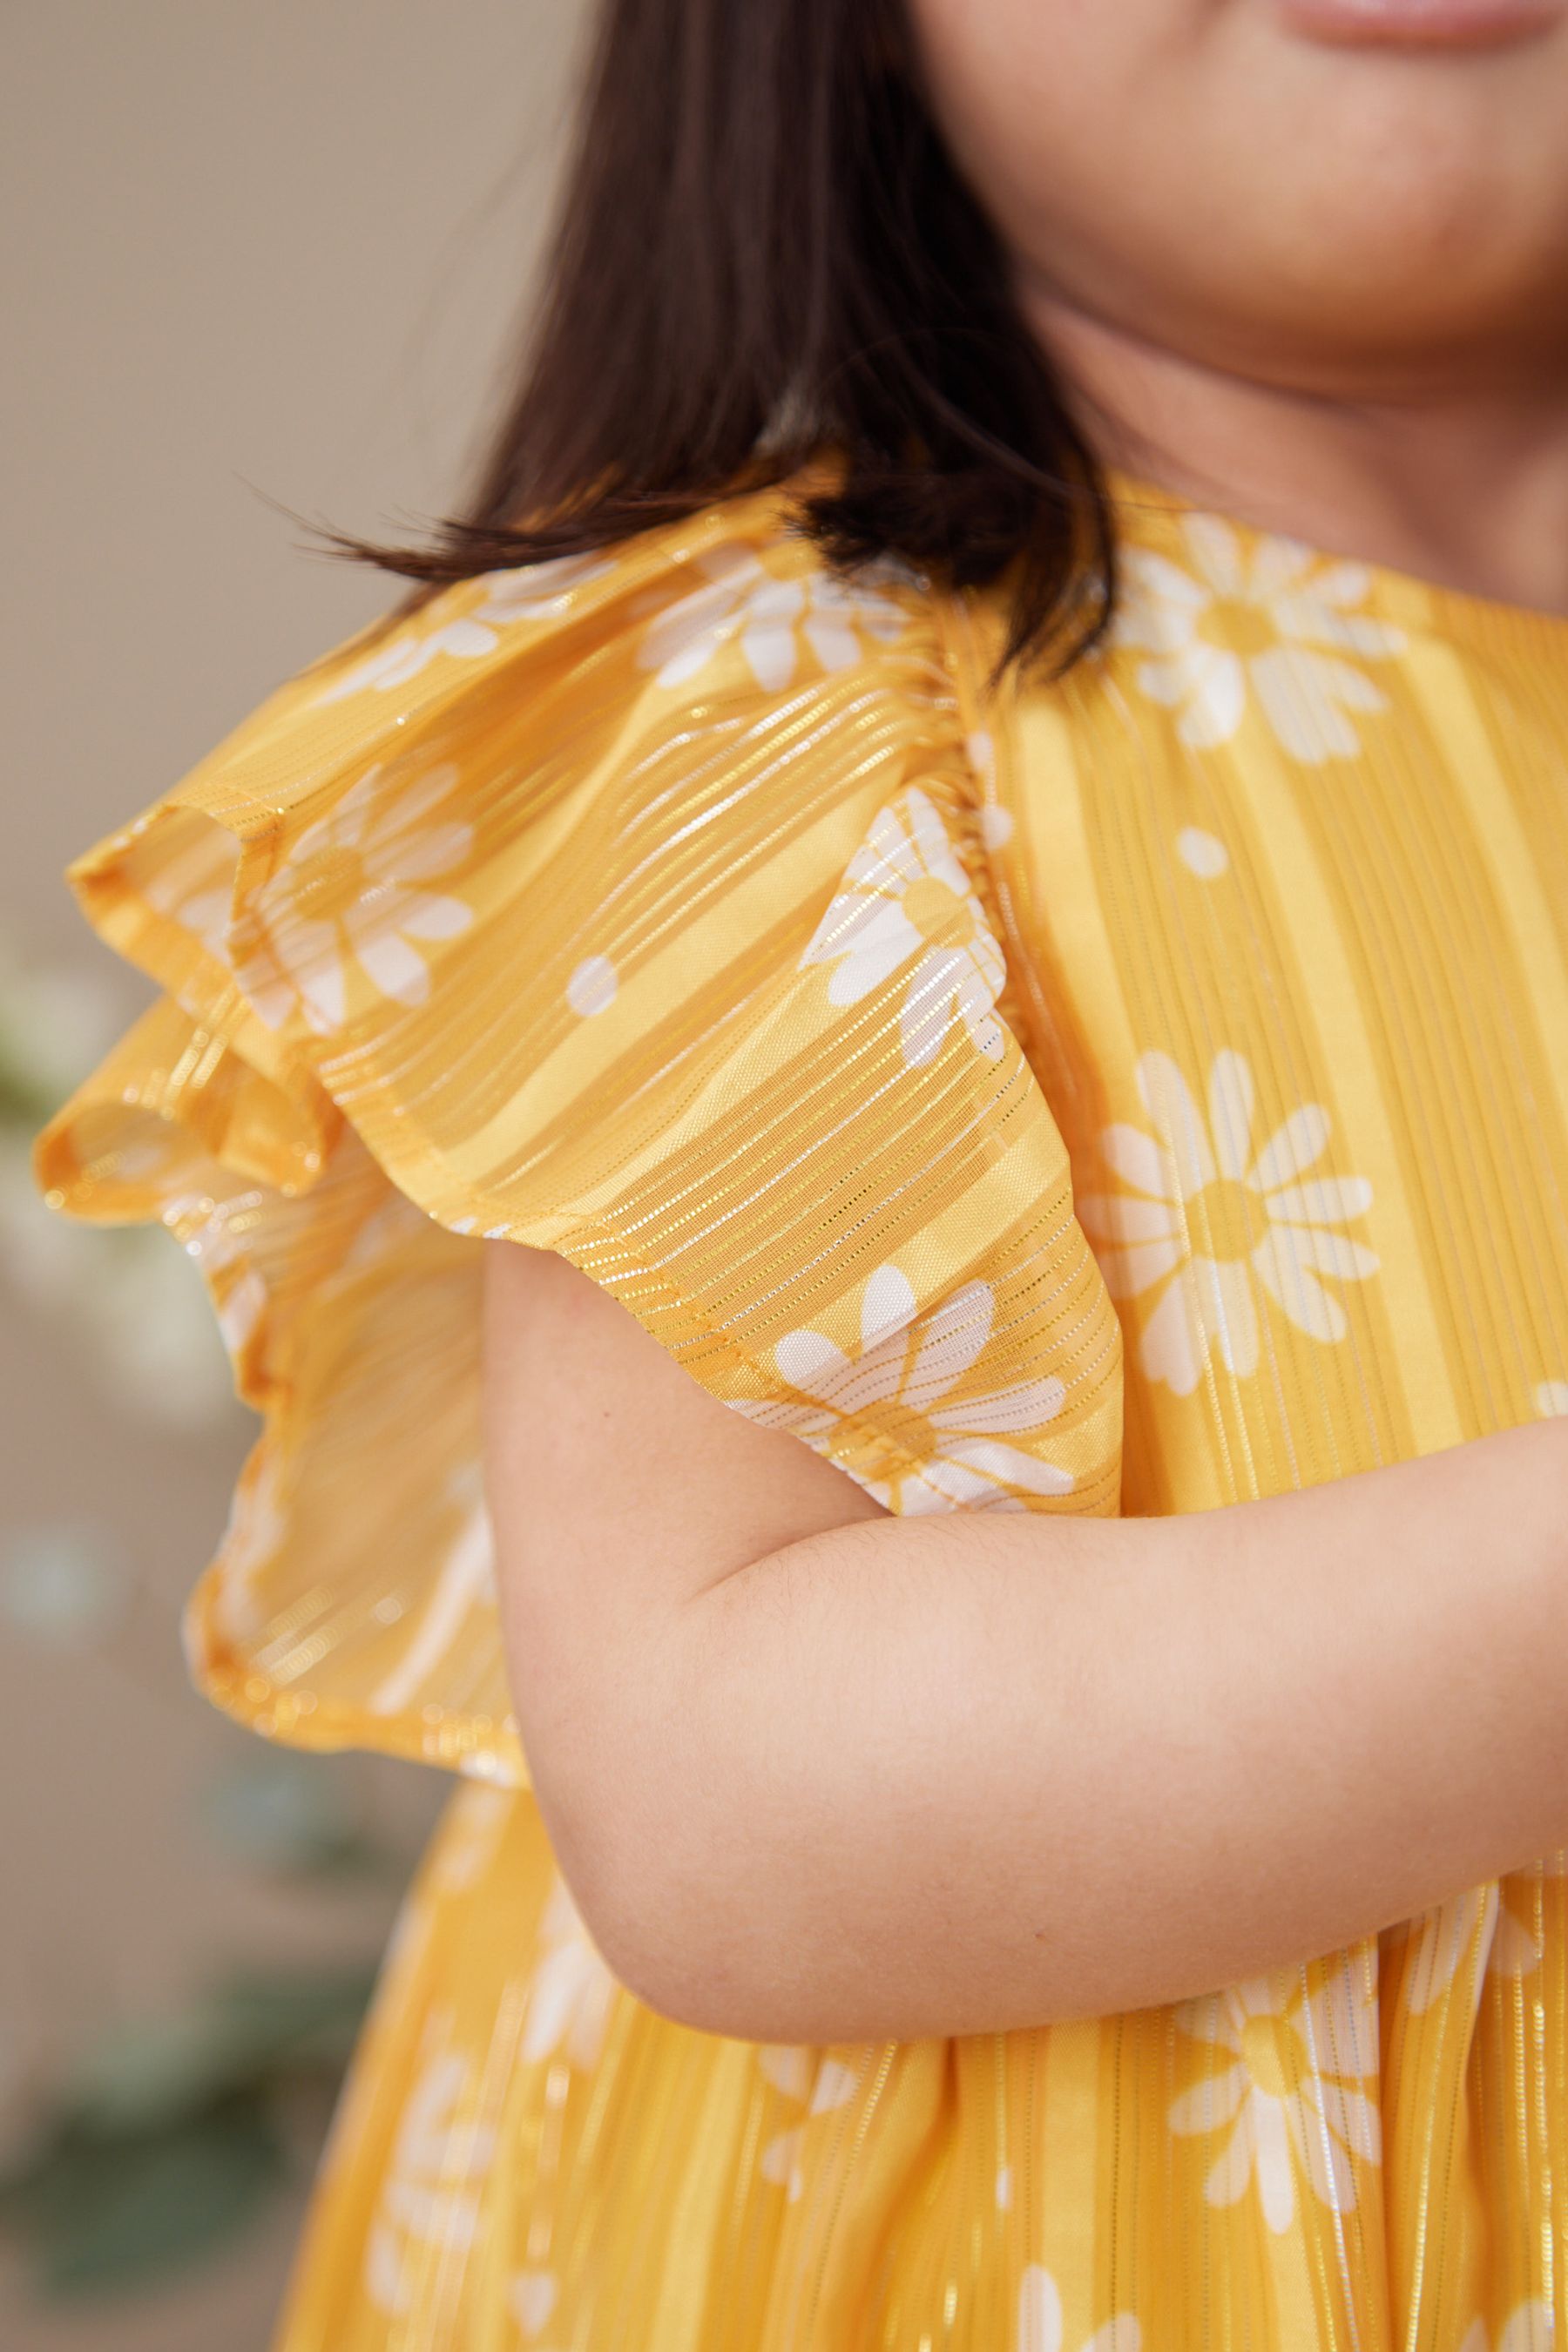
1079,1049,1378,1397
1167,1960,1382,2235
316,554,614,704
1535,1381,1568,1418
739,1261,1072,1512
756,2044,861,2200
635,543,911,693
510,2268,561,2340
364,2013,497,2316
800,787,1007,1068
1396,1882,1500,2016
1113,514,1405,763
520,1871,619,2071
234,760,474,1035
1017,2265,1142,2352
1459,2301,1557,2352
138,817,240,963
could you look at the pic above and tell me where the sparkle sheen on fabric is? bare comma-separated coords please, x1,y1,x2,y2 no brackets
33,470,1568,2349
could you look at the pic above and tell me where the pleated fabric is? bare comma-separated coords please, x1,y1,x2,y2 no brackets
32,465,1568,2349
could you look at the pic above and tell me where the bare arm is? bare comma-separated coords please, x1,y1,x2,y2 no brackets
482,1240,1568,2044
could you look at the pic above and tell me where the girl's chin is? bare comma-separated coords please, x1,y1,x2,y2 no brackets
1274,0,1566,46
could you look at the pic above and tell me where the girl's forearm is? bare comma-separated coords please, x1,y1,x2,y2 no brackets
577,1422,1568,2044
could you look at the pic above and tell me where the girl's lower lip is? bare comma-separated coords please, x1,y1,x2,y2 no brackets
1277,0,1565,44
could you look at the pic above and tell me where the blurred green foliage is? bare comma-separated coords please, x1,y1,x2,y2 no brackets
0,1966,377,2298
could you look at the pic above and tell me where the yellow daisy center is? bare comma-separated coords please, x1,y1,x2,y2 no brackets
1196,598,1281,660
1240,2013,1295,2102
1186,1178,1267,1261
902,875,977,951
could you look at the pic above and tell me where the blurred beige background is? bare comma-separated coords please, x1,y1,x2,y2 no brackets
3,6,585,2343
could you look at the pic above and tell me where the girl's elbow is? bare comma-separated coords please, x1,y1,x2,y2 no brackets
557,1781,825,2044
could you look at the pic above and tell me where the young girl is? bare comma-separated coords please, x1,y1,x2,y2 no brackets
34,0,1568,2343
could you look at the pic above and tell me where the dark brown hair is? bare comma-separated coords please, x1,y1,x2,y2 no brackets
347,0,1116,672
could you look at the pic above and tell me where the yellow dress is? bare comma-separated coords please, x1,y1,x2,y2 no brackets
34,466,1568,2351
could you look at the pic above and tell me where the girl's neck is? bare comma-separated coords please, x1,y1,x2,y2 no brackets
1024,282,1568,615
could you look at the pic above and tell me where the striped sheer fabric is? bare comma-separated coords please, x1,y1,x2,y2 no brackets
33,470,1568,2348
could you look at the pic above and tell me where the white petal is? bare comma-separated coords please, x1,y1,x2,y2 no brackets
825,935,924,1008
1299,558,1372,609
1248,1105,1330,1192
1017,2265,1064,2352
1499,2301,1556,2352
1136,1052,1217,1200
369,761,463,837
1177,645,1247,749
904,1280,994,1400
758,2044,814,2098
297,953,348,1033
929,1375,1065,1436
1189,1254,1259,1377
1139,1274,1206,1397
1101,1121,1176,1202
1078,1193,1179,1244
510,2270,559,2336
803,614,860,673
741,622,800,693
1311,2076,1382,2167
1261,1175,1373,1226
936,1437,1074,1498
355,929,433,1009
904,787,969,895
1095,1238,1186,1300
1207,1051,1255,1182
831,1334,917,1415
1247,534,1316,597
1252,2094,1297,2234
1091,2321,1144,2352
1168,2063,1248,2135
1120,547,1211,618
1134,653,1198,709
1252,1236,1348,1343
395,892,473,943
898,955,960,1065
1292,2089,1359,2213
522,1943,593,2063
861,1263,917,1351
1180,513,1246,596
758,2124,805,2187
1252,647,1382,764
1176,826,1229,879
810,2058,861,2112
1268,1221,1379,1282
745,575,807,626
775,1328,854,1399
811,889,921,965
1201,2115,1259,2211
639,580,740,676
848,803,925,890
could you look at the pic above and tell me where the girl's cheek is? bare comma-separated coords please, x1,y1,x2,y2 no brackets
904,0,1568,368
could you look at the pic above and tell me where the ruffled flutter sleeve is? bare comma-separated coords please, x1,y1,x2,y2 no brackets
34,489,1123,1787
